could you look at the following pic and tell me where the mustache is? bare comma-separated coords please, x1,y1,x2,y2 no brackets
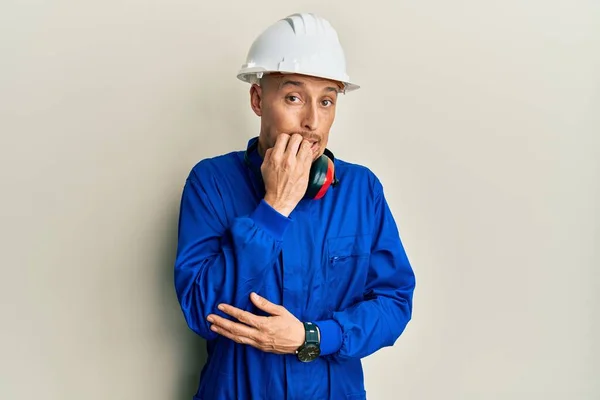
288,133,321,142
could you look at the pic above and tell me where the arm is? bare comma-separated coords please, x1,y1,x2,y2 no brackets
174,164,291,340
315,178,416,360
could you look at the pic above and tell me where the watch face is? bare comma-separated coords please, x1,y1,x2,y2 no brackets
298,344,320,362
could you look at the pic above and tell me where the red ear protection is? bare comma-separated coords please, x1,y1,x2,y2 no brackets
244,138,338,200
304,153,336,199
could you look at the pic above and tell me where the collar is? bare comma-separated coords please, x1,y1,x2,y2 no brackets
244,136,263,171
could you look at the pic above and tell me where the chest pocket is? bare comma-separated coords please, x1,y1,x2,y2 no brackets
325,234,371,311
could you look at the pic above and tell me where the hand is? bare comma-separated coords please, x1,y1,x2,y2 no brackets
206,292,305,355
261,133,313,217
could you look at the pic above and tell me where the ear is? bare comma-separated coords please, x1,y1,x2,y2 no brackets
250,84,263,117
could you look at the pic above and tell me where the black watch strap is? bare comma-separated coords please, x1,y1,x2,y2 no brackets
304,322,319,345
296,322,321,362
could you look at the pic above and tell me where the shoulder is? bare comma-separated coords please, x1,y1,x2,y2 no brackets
186,150,244,183
334,157,384,195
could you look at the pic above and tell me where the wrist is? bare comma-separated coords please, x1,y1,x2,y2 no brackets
295,322,321,362
251,200,292,241
295,320,306,348
264,195,294,217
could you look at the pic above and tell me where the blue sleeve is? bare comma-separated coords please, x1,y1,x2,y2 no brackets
174,164,292,340
315,178,416,359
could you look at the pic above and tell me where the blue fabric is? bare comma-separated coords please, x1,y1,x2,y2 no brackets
174,137,416,400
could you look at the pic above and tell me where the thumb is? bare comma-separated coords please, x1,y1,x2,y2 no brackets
250,292,282,316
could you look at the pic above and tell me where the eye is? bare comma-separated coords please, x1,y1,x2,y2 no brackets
321,99,334,107
286,95,300,103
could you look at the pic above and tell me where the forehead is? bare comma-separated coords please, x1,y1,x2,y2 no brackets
266,73,343,93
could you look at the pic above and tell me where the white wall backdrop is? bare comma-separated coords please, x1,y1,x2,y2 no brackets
1,1,598,399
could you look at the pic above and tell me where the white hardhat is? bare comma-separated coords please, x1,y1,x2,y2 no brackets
237,13,359,93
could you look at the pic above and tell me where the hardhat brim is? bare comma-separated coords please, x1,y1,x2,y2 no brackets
237,68,360,93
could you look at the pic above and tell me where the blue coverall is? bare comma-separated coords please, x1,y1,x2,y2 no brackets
174,137,416,399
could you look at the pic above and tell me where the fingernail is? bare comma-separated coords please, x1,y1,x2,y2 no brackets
217,304,225,311
207,316,213,323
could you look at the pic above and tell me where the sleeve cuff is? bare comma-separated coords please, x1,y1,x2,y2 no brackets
250,200,292,241
314,319,343,356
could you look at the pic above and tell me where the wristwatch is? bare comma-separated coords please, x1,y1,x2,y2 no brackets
296,322,320,362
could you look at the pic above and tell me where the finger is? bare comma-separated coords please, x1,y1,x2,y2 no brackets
298,139,312,160
261,148,271,175
272,133,290,157
294,140,313,170
217,304,263,329
210,323,262,348
208,314,260,338
250,292,283,316
285,134,304,158
263,147,272,164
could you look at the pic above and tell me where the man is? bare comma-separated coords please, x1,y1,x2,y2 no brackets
174,12,415,400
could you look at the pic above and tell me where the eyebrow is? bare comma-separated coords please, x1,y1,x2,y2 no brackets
279,80,340,94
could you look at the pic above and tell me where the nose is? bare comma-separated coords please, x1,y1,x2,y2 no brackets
301,101,319,131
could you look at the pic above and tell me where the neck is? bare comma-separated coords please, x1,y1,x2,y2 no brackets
256,136,267,158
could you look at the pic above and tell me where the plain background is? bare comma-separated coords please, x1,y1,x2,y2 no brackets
1,1,598,399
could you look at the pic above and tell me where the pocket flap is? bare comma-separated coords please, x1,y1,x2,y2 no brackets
327,234,371,258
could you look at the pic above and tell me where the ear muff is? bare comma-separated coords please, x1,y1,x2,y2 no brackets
304,154,335,199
